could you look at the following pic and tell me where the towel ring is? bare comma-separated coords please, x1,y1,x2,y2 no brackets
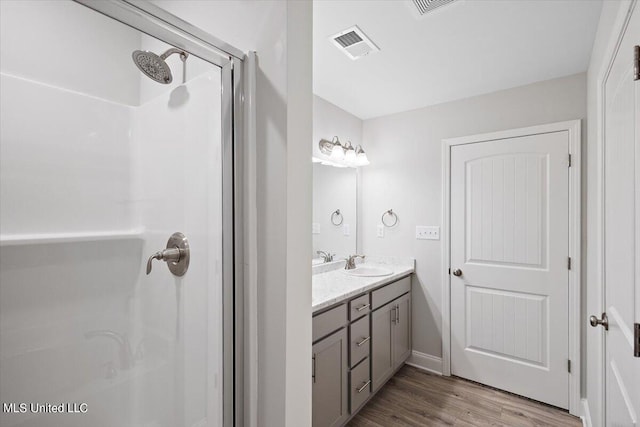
381,209,398,227
331,209,344,226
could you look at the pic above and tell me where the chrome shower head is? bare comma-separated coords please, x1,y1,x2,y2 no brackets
132,48,188,84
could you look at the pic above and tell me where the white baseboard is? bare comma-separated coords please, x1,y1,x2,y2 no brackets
581,398,592,427
406,350,443,375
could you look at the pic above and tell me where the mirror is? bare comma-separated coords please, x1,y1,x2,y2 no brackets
312,163,357,264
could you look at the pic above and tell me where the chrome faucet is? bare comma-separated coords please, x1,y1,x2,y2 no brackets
317,251,335,263
85,330,135,370
345,254,365,270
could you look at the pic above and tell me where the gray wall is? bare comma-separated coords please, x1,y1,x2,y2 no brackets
361,72,587,360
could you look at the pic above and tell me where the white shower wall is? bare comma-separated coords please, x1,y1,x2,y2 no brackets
0,73,135,235
0,1,224,426
0,69,144,427
0,0,140,106
131,69,224,427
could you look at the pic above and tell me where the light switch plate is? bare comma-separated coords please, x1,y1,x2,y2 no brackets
377,224,384,238
343,224,350,236
312,223,320,234
416,226,439,240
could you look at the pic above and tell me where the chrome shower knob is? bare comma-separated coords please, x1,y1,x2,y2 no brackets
146,232,190,277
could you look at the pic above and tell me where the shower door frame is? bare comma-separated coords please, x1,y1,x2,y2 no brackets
72,1,245,426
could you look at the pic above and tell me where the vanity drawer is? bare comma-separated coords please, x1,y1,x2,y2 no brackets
349,315,370,367
350,357,371,413
313,304,348,342
372,276,410,310
349,294,371,320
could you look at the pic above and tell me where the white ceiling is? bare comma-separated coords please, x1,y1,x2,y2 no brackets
313,0,603,120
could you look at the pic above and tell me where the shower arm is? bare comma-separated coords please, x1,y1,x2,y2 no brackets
160,48,189,62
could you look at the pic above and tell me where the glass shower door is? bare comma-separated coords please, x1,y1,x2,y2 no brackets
0,1,225,426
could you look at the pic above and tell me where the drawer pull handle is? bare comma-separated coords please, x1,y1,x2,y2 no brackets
357,380,371,393
312,354,316,383
356,336,370,347
356,303,371,312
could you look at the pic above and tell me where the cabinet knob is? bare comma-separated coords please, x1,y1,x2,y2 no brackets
452,269,462,277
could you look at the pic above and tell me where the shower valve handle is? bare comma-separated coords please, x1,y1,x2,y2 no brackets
146,248,181,274
145,232,190,277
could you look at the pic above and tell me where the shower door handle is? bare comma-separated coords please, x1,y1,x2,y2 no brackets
146,232,190,277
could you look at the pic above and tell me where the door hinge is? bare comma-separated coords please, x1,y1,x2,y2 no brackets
568,154,572,167
634,45,640,81
568,257,572,270
634,323,640,357
567,359,571,373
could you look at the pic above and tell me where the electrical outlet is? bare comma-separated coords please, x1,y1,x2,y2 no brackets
343,224,350,236
416,226,439,240
312,223,320,234
377,224,384,238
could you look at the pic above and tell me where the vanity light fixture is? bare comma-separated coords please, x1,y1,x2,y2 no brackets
317,136,369,168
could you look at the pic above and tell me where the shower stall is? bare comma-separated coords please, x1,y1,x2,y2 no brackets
0,1,244,426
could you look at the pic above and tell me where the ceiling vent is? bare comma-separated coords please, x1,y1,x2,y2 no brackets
409,0,457,17
330,26,379,60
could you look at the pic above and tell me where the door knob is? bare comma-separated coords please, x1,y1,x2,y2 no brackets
452,269,463,277
589,313,608,331
146,232,190,277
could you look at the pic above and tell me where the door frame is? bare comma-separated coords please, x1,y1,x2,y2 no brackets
593,1,638,426
440,120,582,416
71,1,247,425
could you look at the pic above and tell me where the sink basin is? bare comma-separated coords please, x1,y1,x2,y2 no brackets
343,266,393,277
312,258,325,266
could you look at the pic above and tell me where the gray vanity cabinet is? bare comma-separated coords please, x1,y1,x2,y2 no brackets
312,328,348,427
371,302,394,391
371,280,412,392
313,274,412,426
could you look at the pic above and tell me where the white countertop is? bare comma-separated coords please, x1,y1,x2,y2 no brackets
312,257,415,313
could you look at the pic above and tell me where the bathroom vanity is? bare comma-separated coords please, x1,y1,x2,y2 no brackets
312,259,414,427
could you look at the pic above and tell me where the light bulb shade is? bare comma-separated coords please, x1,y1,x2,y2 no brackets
345,149,356,164
330,137,345,161
355,145,370,166
344,141,356,164
319,136,340,157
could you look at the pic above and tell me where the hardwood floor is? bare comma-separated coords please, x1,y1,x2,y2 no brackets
348,365,581,427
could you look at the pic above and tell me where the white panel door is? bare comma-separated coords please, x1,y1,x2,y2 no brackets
601,5,640,426
450,131,570,408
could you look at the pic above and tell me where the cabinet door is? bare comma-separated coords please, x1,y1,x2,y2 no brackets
371,304,394,392
392,293,411,367
313,328,348,427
